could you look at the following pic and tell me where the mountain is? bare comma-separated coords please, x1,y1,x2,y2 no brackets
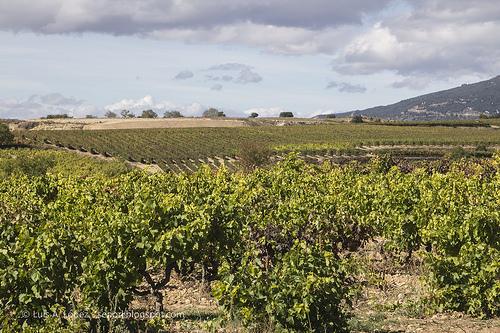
335,76,500,121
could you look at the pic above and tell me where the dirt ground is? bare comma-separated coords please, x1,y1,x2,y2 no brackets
10,118,248,131
10,117,333,131
126,240,500,333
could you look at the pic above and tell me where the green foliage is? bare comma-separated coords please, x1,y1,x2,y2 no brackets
140,110,158,118
0,154,498,332
237,142,272,171
163,110,183,118
22,124,499,167
203,108,225,118
0,149,130,178
120,110,135,118
0,153,56,177
44,114,72,119
0,123,14,146
105,111,117,118
214,242,350,333
350,115,363,123
279,111,294,118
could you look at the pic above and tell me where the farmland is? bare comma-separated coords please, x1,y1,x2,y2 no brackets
0,150,498,332
20,124,500,171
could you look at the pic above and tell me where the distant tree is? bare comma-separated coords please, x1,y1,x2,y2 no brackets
350,114,364,123
203,108,225,118
163,110,184,118
0,123,14,146
279,112,294,118
120,110,135,118
249,112,259,118
86,114,97,119
140,110,158,118
316,114,336,119
105,111,118,118
45,114,72,119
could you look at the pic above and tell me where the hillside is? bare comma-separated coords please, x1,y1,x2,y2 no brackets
336,76,500,120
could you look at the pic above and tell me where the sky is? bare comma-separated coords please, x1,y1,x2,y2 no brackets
1,0,499,119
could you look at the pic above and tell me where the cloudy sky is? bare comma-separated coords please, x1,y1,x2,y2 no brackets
1,0,499,119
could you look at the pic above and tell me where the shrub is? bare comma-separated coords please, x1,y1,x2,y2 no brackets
163,110,183,118
203,108,225,118
237,142,272,171
44,114,72,119
140,110,158,118
214,242,350,332
249,112,259,118
105,111,117,118
120,110,135,118
279,111,294,118
350,115,363,123
0,123,14,146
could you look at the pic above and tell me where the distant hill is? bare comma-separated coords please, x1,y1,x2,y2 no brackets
335,76,500,121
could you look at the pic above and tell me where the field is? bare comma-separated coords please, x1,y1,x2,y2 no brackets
0,149,498,333
19,123,500,172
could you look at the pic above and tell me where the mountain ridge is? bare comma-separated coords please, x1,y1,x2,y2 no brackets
334,76,500,121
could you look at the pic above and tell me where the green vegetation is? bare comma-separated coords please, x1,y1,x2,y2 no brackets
350,115,364,123
44,114,72,119
163,110,184,118
105,111,118,118
0,149,130,178
140,110,158,118
0,153,498,332
279,111,294,118
0,123,14,146
20,124,500,167
203,108,226,118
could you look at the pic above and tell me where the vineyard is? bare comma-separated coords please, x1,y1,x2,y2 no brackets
19,124,500,172
0,149,498,332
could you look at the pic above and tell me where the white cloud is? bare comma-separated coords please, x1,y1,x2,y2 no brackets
207,62,263,84
326,81,367,93
1,0,500,86
104,95,205,117
243,107,286,117
174,70,194,80
391,77,432,90
0,93,97,119
210,84,223,91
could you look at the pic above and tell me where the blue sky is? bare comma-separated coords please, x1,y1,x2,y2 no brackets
0,0,498,118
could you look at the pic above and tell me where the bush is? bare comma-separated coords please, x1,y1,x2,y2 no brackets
44,114,72,119
350,115,363,123
163,110,184,118
105,111,117,118
249,112,259,118
0,154,56,177
279,111,294,118
203,108,225,118
214,242,350,332
0,123,14,146
237,142,272,171
120,110,135,118
140,110,158,118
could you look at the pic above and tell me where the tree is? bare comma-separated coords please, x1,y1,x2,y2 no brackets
279,112,294,118
350,114,363,123
0,123,14,146
105,111,117,118
249,112,259,118
163,111,184,118
120,110,135,118
203,108,225,118
85,114,97,119
45,114,71,119
140,110,158,118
